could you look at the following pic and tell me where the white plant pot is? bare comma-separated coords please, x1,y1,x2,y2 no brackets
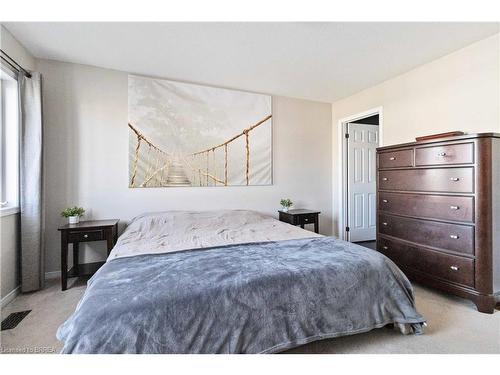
281,207,290,212
68,216,80,224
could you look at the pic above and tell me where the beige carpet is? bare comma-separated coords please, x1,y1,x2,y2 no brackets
1,277,499,354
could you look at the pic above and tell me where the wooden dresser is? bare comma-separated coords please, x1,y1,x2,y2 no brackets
376,133,500,313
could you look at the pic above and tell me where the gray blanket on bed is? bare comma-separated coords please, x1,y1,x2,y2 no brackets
57,237,425,353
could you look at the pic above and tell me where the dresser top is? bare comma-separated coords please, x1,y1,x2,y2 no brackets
377,132,500,151
58,219,119,231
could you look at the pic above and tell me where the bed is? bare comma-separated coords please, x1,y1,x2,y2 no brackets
57,210,425,353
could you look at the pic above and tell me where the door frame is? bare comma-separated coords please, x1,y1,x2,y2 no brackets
336,107,383,241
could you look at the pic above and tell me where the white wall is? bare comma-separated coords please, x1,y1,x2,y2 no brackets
37,59,333,273
0,214,19,299
331,33,500,236
0,25,36,300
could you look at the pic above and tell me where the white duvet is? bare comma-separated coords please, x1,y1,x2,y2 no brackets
108,210,322,260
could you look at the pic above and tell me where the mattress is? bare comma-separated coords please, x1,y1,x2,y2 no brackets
108,209,322,260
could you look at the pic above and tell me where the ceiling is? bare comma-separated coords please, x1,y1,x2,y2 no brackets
4,22,499,102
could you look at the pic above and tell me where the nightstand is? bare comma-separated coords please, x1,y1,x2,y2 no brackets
58,219,119,291
278,209,320,233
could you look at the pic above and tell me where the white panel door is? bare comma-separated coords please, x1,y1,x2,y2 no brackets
347,123,378,242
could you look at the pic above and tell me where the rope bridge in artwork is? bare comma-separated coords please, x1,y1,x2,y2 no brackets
128,114,272,187
128,123,172,188
188,114,272,186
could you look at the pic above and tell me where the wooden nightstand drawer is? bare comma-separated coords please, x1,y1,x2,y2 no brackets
296,213,317,226
68,230,104,243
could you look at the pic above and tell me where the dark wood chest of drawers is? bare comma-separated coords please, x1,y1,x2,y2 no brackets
376,133,500,313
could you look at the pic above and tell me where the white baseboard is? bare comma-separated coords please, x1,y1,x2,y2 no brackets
45,271,61,280
1,272,61,309
1,286,20,308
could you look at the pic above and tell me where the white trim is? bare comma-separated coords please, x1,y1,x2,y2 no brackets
0,206,20,217
335,107,383,241
45,270,61,280
1,286,20,308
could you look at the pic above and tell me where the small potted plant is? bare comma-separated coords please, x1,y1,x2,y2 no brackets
61,206,85,224
280,198,293,212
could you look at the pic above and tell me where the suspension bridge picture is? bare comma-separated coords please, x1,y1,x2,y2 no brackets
128,75,272,188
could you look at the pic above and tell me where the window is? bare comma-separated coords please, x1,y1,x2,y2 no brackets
0,66,20,216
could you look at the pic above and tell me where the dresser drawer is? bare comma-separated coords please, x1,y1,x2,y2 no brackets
378,167,474,193
378,149,414,169
379,214,474,255
415,142,474,166
379,192,474,223
378,236,474,287
68,230,104,242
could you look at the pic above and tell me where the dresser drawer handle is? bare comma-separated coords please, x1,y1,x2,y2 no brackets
450,205,459,210
450,265,459,271
382,246,388,250
382,177,389,181
449,234,459,239
438,152,447,157
83,234,89,238
389,156,396,161
382,222,388,226
450,177,460,182
382,199,388,203
304,218,309,222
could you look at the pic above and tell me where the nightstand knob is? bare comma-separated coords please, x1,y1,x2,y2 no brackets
382,246,388,250
449,234,459,239
450,265,459,271
389,156,396,161
382,222,388,226
304,218,309,222
450,177,460,182
83,234,88,238
382,199,388,203
450,205,459,210
382,177,389,181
